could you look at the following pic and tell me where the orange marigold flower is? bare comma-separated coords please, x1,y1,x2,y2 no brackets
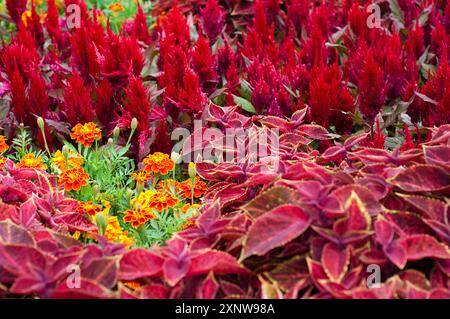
142,152,175,175
76,201,101,217
109,2,124,12
156,179,178,193
52,150,83,170
70,122,102,148
178,177,208,199
131,190,157,209
17,153,47,170
130,169,152,184
124,207,156,228
0,135,9,153
149,191,179,212
180,203,201,215
124,281,141,290
180,218,196,231
59,166,89,191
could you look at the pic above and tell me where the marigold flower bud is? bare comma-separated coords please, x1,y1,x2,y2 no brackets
37,117,45,130
131,118,138,131
62,145,70,158
113,126,120,140
188,162,197,179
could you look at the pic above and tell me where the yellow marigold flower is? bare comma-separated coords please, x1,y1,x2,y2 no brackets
21,10,32,27
72,231,81,240
149,191,179,212
0,135,9,153
0,156,7,168
17,153,47,170
76,201,102,217
130,169,152,184
70,122,102,148
142,152,175,175
104,216,133,246
59,166,89,191
131,189,157,209
178,177,208,199
52,150,83,170
124,207,156,228
109,2,124,12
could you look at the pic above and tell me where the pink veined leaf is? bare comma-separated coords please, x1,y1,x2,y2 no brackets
51,278,115,299
375,218,394,247
163,257,191,287
0,244,47,275
423,145,450,169
0,220,35,246
139,284,169,299
397,234,450,261
53,212,97,232
189,249,249,276
398,194,447,222
196,272,219,299
81,257,118,289
118,249,164,281
242,186,299,219
242,204,311,259
321,242,350,283
296,124,330,140
389,165,450,192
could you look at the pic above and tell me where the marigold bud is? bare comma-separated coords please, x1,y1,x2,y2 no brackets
62,145,70,158
188,162,196,179
37,117,45,130
107,138,114,146
131,118,138,131
113,126,120,140
96,213,108,235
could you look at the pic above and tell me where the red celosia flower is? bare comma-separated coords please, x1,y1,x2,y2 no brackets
63,72,95,126
24,3,45,48
131,3,152,45
200,0,225,43
6,0,27,24
357,53,386,123
309,64,355,133
190,35,218,94
45,0,65,50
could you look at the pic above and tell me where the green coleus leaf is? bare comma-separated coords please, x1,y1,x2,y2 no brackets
233,95,256,114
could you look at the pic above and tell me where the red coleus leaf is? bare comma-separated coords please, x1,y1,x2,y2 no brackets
423,145,450,169
389,165,450,192
0,220,35,246
53,212,97,232
242,205,311,259
0,245,46,275
397,235,450,262
139,284,169,299
196,272,219,299
321,242,350,283
118,249,164,281
189,250,249,276
81,257,118,289
51,278,115,299
242,186,299,219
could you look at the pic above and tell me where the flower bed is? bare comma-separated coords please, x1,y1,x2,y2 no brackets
0,0,449,299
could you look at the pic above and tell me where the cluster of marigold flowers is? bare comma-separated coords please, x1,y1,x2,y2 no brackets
75,200,133,246
125,152,207,229
57,122,103,191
